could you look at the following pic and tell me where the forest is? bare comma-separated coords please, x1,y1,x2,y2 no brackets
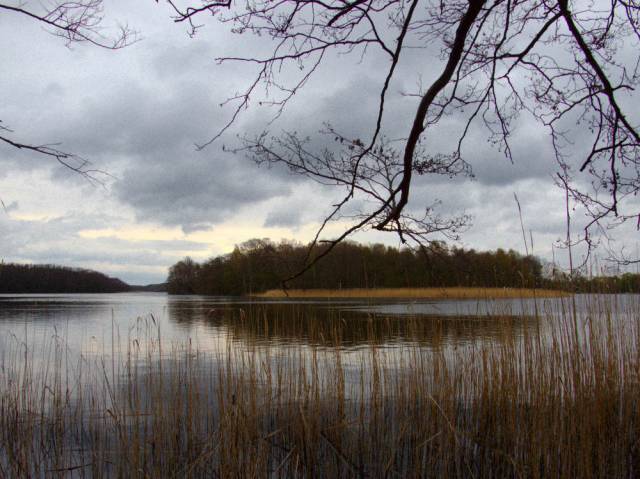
167,239,640,296
0,263,130,293
167,239,546,295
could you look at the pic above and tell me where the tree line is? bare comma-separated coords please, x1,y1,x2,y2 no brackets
167,239,547,295
0,263,130,293
555,273,640,295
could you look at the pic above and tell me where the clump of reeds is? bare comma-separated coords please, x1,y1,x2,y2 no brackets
256,286,570,299
0,296,638,477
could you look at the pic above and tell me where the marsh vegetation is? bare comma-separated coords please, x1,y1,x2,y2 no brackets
0,294,639,477
256,287,567,299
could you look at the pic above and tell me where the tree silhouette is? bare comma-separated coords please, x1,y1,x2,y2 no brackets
160,0,640,273
166,239,547,295
0,263,130,293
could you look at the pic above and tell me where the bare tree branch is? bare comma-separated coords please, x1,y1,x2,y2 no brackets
376,0,486,230
0,1,136,49
1,1,134,179
163,0,640,270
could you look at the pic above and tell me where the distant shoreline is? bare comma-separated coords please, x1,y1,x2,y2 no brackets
0,262,167,294
255,287,570,300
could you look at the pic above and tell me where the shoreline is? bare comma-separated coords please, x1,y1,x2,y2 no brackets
254,286,570,300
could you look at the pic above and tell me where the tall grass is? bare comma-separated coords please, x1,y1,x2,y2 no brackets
0,296,639,477
256,287,569,299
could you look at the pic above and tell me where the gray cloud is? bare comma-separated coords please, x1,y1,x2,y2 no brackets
2,201,18,213
115,152,290,231
1,0,638,281
0,5,559,220
264,207,303,229
0,212,213,284
1,24,295,232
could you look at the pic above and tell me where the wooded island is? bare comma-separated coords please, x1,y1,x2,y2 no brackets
167,239,640,295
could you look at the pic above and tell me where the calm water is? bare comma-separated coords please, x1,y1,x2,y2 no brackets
1,292,638,430
1,293,638,476
1,292,636,360
0,293,532,394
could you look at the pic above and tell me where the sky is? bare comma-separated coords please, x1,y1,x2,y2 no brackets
1,1,638,285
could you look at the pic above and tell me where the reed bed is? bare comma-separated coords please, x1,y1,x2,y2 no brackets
256,287,569,299
0,296,638,478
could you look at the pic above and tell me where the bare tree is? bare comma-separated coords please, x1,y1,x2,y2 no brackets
0,1,135,180
162,0,639,274
238,130,472,280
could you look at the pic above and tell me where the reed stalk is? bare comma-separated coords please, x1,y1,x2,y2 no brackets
0,296,638,477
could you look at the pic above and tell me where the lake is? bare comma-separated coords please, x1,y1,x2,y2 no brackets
0,291,634,399
1,292,639,477
0,292,636,363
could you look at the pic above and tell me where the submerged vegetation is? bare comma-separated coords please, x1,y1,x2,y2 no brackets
1,296,639,477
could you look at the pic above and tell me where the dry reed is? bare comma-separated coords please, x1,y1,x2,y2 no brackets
0,296,638,478
256,286,569,299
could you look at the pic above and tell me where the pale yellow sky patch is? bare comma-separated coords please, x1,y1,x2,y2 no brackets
78,217,366,266
78,222,320,253
187,220,353,255
11,213,54,222
78,227,213,260
79,226,186,242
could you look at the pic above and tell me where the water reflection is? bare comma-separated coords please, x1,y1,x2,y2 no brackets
1,292,637,414
1,293,637,362
2,293,638,477
0,296,116,323
167,299,541,350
